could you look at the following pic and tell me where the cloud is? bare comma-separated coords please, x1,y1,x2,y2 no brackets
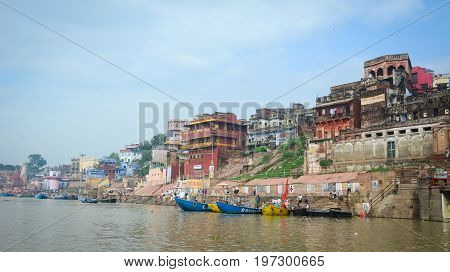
0,0,436,165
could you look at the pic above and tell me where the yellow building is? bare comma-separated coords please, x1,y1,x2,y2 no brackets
79,157,98,173
147,167,167,186
433,74,450,88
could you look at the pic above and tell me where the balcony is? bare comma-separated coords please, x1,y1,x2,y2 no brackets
183,128,245,141
315,113,352,123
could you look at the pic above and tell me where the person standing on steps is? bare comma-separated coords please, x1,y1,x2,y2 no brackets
346,182,352,196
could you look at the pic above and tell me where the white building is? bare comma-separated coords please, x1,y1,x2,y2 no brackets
119,144,142,163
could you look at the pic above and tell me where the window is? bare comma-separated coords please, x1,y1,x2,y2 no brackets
265,186,271,194
399,130,406,134
345,105,351,116
423,127,432,131
387,131,394,136
387,141,395,158
411,128,419,133
413,111,418,120
365,133,372,138
420,83,428,91
433,108,439,116
411,72,418,83
376,132,383,137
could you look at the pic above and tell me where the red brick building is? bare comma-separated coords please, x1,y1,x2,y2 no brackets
364,53,412,81
182,112,247,178
314,85,361,140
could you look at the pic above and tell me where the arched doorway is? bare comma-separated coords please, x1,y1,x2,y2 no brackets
377,68,384,77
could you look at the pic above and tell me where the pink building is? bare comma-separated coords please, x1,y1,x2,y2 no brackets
411,66,434,94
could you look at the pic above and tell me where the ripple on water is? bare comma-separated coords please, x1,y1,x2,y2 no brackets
0,198,448,251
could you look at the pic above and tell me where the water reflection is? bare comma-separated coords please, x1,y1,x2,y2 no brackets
0,198,448,251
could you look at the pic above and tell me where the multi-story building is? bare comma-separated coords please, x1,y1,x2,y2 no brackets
182,112,247,178
433,73,450,90
411,66,434,94
314,86,361,139
306,53,450,174
364,53,412,82
151,146,168,165
79,157,98,174
247,103,307,148
165,119,188,151
70,158,80,174
119,144,142,163
98,158,116,181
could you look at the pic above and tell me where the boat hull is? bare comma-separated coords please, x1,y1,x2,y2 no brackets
329,209,352,218
175,198,211,212
292,207,308,216
208,203,222,213
99,198,117,203
306,209,331,217
53,195,69,200
0,193,15,197
80,197,98,203
262,205,289,216
34,193,48,199
216,202,262,214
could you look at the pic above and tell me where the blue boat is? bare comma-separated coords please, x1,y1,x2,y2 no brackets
216,201,262,214
34,193,48,199
79,197,98,203
0,192,15,197
175,198,211,212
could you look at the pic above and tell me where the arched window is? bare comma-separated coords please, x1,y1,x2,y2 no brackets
377,68,384,77
387,66,395,76
398,65,405,71
369,70,376,78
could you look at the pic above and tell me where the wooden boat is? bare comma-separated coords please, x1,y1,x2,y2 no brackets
216,201,262,214
208,203,222,213
0,192,15,197
34,193,48,199
79,197,98,203
175,198,211,212
262,205,289,216
53,194,70,200
292,207,308,216
329,208,352,218
99,198,117,203
306,209,331,217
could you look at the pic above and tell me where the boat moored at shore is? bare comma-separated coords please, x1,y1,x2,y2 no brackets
0,192,15,197
216,202,262,214
175,198,211,212
34,193,48,199
262,205,289,216
79,197,98,203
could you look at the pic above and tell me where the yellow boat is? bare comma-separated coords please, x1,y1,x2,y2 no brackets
262,205,289,216
208,203,222,213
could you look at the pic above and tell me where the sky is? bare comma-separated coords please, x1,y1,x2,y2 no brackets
0,0,449,166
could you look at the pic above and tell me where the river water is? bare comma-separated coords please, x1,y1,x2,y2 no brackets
0,198,448,251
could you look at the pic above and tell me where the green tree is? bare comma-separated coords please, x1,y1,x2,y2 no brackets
107,152,121,165
150,133,166,146
135,134,166,177
140,140,152,151
26,154,47,177
137,150,152,177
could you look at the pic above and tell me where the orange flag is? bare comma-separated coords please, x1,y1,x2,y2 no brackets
281,178,289,201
